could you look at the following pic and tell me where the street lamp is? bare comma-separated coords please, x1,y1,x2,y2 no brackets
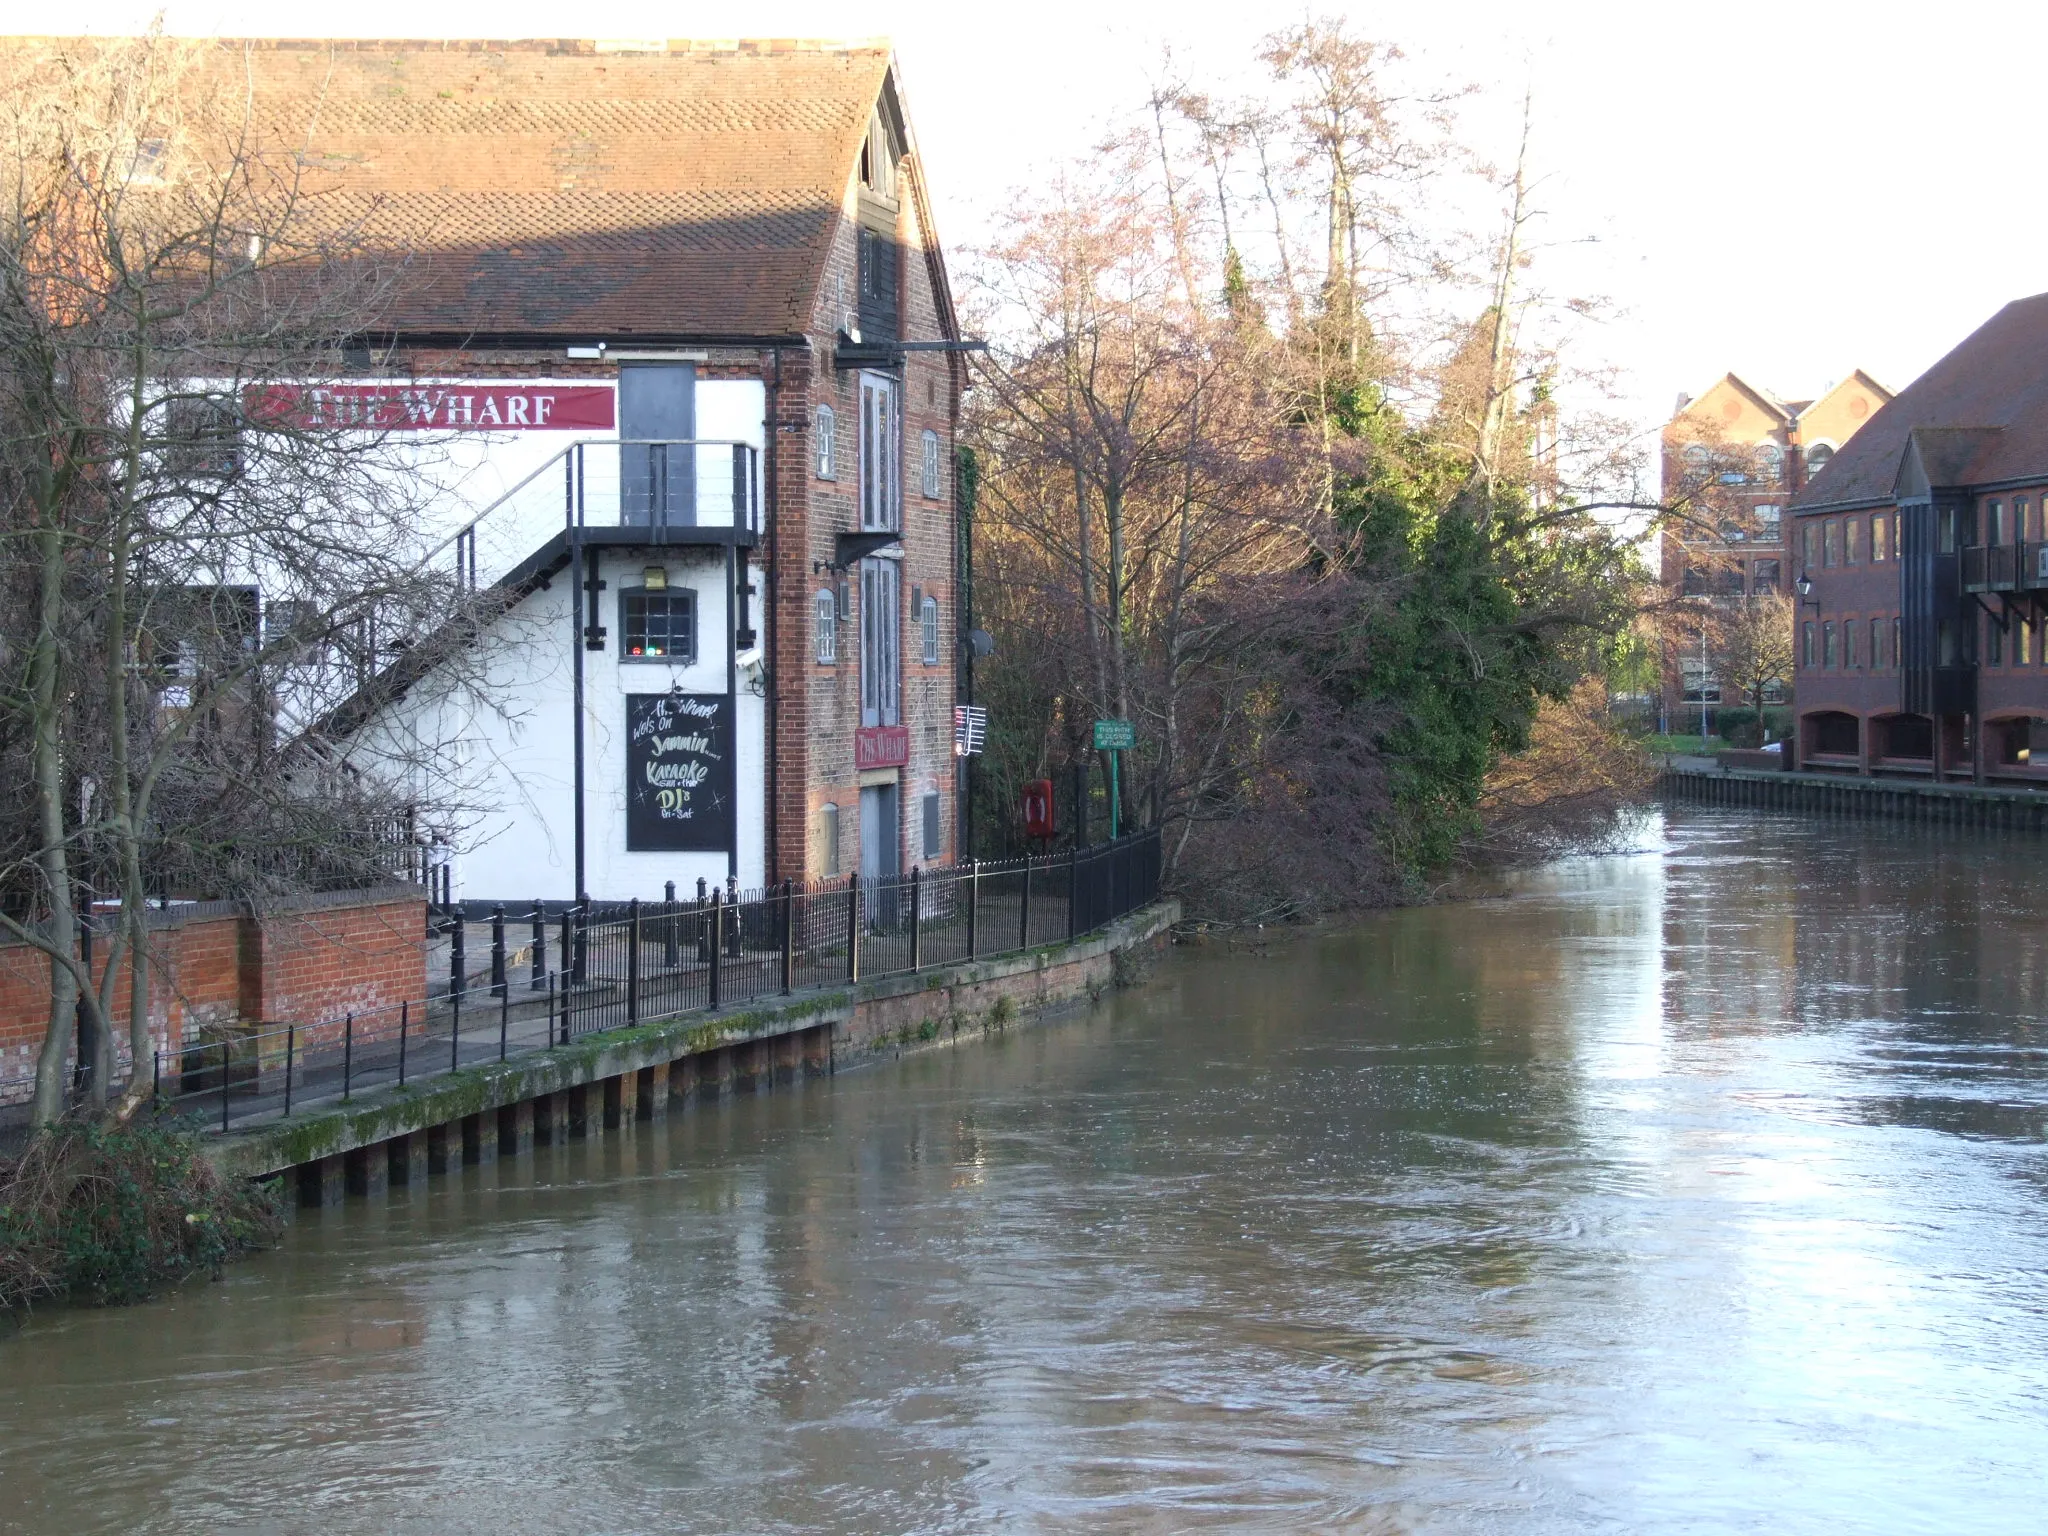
1795,571,1821,613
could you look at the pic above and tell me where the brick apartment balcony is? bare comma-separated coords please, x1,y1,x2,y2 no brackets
1960,540,2048,594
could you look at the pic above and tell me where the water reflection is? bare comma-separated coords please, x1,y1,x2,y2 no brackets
2,808,2045,1533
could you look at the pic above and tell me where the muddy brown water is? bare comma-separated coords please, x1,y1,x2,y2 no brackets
3,808,2045,1533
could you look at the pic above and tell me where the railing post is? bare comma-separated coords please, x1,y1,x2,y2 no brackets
780,880,795,994
665,880,680,967
628,897,643,1026
531,901,547,990
968,860,980,960
847,872,861,983
708,890,723,1010
451,977,461,1073
283,1025,295,1118
559,909,573,995
398,999,409,1086
1068,843,1079,940
1019,858,1032,951
547,970,558,1049
491,904,507,999
221,1040,231,1133
573,898,589,984
910,865,923,971
449,912,465,1001
343,1012,353,1101
500,971,510,1061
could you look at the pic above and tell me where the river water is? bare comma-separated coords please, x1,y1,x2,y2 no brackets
3,809,2046,1533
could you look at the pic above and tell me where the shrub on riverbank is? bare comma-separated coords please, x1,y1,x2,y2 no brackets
0,1120,283,1311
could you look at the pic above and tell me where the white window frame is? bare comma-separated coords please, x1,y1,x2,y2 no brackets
814,589,838,664
859,372,900,532
920,593,940,665
921,428,942,500
860,556,900,727
815,404,836,480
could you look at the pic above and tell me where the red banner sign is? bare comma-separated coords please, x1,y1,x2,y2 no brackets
245,383,615,432
855,725,909,771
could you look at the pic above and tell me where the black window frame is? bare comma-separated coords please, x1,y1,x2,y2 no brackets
619,586,697,664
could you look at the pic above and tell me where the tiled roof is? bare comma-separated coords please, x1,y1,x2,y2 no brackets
30,38,894,338
1791,293,2048,509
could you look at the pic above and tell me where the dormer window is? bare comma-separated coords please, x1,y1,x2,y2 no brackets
858,110,898,200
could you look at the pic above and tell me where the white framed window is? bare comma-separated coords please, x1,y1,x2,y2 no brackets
858,372,900,532
860,556,900,727
1754,443,1783,483
814,589,838,664
920,594,940,665
921,429,943,499
815,404,836,479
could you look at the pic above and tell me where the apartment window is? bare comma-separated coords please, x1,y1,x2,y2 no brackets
1845,516,1862,565
1680,658,1720,703
161,396,242,479
620,588,695,662
1802,621,1816,667
920,594,941,665
1989,614,2006,665
1807,442,1836,476
1989,500,2006,545
815,405,837,479
2022,616,2035,667
2025,499,2039,541
859,372,901,532
1938,619,1960,666
1802,522,1819,571
860,556,900,727
814,589,838,664
1823,520,1839,567
1755,504,1781,539
1845,621,1858,668
821,803,841,878
1752,558,1781,592
921,429,943,499
1755,444,1783,483
1872,513,1888,563
1823,621,1837,668
921,792,943,861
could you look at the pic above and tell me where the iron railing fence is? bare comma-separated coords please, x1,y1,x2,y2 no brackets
155,829,1163,1132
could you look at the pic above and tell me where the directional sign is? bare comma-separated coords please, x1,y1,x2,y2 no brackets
1093,719,1135,751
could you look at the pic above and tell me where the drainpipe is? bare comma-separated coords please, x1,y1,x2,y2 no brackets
764,347,781,884
570,459,587,905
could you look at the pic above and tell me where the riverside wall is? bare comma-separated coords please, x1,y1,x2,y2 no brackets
207,898,1180,1205
1661,762,2048,831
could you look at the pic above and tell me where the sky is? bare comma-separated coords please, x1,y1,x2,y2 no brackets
14,0,2047,450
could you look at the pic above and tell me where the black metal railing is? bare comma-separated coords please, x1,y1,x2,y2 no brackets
152,829,1163,1133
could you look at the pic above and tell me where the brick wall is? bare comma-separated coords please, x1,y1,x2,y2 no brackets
0,889,427,1108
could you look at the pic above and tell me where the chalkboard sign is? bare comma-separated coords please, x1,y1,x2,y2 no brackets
625,692,732,852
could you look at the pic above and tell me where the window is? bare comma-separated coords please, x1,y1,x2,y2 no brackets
1938,619,1960,666
858,227,897,303
263,599,325,661
2022,617,2035,667
1807,442,1835,476
1681,565,1709,597
126,136,169,186
1802,621,1816,667
1872,513,1888,563
859,110,898,199
815,405,836,479
1679,658,1720,703
1682,444,1710,472
1988,614,2003,665
1755,443,1783,483
1752,558,1781,592
1755,504,1781,539
1845,622,1858,668
1845,516,1862,565
1823,520,1839,567
1988,500,2006,545
821,803,841,878
620,588,695,662
1823,621,1837,668
920,593,941,665
2026,499,2039,542
859,372,901,532
1869,618,1883,669
921,792,942,861
814,589,838,664
1802,522,1819,571
161,396,242,479
921,429,943,500
859,556,900,727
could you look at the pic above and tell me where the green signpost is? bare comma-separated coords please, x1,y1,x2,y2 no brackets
1092,719,1135,838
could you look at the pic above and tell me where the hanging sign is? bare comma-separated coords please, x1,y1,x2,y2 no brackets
244,383,615,432
855,724,909,771
625,693,732,852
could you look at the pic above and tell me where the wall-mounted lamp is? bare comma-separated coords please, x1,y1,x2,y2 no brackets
1795,571,1821,614
642,565,668,591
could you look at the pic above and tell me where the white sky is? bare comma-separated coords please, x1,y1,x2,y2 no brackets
17,0,2047,449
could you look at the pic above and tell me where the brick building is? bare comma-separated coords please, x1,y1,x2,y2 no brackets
1788,292,2048,782
116,38,969,899
1660,371,1890,716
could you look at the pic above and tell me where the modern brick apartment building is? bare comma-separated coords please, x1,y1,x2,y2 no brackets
1660,371,1890,714
1788,292,2048,782
92,38,969,900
